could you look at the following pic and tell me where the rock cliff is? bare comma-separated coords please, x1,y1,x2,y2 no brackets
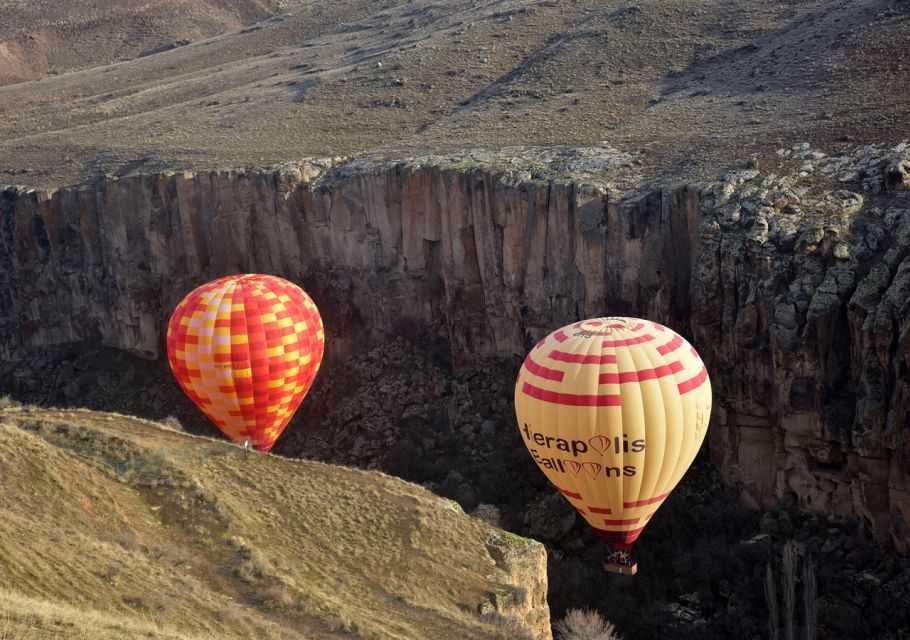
1,144,908,550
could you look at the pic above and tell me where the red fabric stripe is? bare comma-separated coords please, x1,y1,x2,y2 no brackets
523,355,565,381
598,361,684,384
623,492,671,508
557,487,582,499
595,527,645,549
603,517,641,526
522,382,622,406
657,334,683,355
554,330,569,343
588,506,612,514
548,350,617,365
678,366,709,394
601,334,654,347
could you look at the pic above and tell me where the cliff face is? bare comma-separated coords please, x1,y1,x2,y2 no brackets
692,146,910,552
1,145,908,550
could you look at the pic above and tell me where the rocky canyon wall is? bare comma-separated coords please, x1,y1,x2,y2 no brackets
1,145,908,549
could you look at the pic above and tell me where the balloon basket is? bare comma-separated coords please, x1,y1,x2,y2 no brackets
604,560,638,575
604,549,637,575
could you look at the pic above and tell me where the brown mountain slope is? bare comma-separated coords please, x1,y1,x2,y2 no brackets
0,0,286,86
0,402,549,640
0,0,907,187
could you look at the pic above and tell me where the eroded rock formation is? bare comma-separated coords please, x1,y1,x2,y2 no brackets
1,144,908,551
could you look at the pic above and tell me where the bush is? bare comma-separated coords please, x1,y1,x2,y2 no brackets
0,395,22,411
159,416,184,432
253,584,293,609
233,543,275,584
554,608,622,640
472,503,502,527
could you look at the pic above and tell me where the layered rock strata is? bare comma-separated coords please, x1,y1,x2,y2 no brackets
1,144,908,549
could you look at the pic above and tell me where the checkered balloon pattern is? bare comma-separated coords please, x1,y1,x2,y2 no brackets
166,274,325,452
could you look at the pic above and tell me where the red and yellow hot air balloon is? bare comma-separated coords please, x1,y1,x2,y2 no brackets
514,317,711,574
166,274,324,452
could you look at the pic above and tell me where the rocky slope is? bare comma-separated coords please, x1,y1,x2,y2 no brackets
2,144,909,558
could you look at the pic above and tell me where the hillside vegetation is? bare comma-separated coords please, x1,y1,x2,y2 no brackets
0,400,546,639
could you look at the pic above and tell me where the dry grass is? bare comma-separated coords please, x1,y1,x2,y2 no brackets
0,589,214,639
0,405,534,639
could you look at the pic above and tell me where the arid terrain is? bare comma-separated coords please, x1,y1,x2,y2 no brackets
1,1,909,639
0,0,908,186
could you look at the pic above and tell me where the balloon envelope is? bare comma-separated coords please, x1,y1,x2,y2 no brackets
514,317,711,549
167,274,324,452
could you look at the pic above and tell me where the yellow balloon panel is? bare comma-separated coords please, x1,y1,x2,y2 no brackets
514,318,711,549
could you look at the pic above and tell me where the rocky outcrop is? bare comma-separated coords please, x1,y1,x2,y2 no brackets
695,143,910,552
483,531,552,640
1,143,908,551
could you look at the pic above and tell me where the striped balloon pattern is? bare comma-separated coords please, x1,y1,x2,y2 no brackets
167,274,324,452
514,317,711,550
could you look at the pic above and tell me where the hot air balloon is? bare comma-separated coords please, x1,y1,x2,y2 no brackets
166,274,324,452
514,317,711,574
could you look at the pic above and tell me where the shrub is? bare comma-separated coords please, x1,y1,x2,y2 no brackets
233,544,275,583
253,584,293,609
554,608,622,640
472,503,502,527
0,395,22,410
159,416,184,432
117,531,141,552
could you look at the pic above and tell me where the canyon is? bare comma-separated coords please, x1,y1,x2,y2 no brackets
2,143,908,557
2,0,910,636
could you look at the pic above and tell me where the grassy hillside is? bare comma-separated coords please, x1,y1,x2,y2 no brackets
0,400,546,639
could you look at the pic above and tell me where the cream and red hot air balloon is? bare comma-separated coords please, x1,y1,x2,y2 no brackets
167,274,324,452
514,317,711,574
